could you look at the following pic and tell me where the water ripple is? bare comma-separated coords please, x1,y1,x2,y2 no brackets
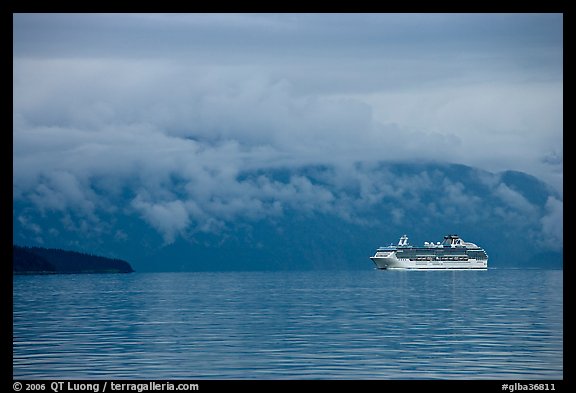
13,270,562,379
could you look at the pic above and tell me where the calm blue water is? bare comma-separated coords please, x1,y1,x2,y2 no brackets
13,269,562,379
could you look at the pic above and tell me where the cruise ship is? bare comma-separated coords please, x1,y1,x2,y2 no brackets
370,234,488,270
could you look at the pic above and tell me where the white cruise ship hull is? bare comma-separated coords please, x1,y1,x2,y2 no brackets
370,254,488,270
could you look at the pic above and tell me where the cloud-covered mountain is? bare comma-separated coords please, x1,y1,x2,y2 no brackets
13,161,562,271
13,14,562,271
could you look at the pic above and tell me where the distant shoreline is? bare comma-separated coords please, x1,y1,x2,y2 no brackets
13,245,134,275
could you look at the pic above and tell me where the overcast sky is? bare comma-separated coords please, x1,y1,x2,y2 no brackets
13,13,563,246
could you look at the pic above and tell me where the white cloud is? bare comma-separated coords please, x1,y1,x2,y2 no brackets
13,53,562,194
539,197,563,250
131,197,190,244
493,183,537,214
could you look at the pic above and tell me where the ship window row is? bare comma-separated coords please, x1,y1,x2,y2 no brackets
467,251,488,260
397,250,487,260
397,251,467,257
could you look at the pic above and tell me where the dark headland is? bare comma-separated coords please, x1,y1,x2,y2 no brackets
13,245,134,274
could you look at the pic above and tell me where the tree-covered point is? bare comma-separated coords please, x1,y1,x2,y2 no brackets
13,245,134,274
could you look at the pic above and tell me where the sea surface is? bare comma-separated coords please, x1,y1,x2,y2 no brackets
13,269,563,379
